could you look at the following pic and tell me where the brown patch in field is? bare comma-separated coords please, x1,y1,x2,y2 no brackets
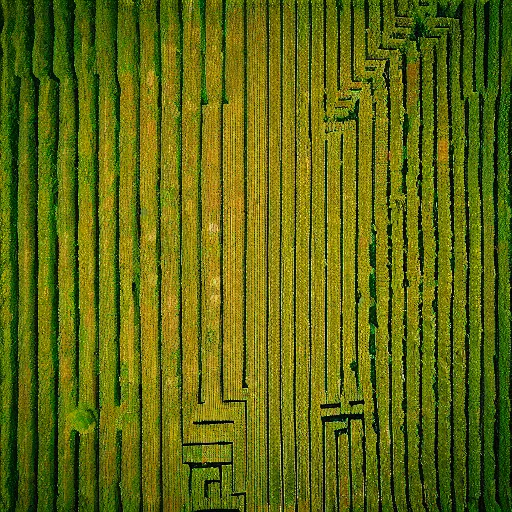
438,138,449,164
407,59,419,82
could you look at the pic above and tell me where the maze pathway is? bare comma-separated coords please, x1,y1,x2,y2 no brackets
0,0,511,510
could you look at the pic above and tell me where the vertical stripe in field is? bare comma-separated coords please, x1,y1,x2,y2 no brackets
466,89,483,512
295,0,311,508
246,1,268,508
15,0,38,507
480,1,500,508
435,31,453,512
180,9,202,498
181,0,201,431
280,1,297,508
352,32,372,511
201,0,222,416
449,14,469,512
0,0,19,508
404,43,423,512
324,0,341,408
222,0,248,498
419,38,438,512
266,2,282,509
496,0,512,509
374,69,393,512
338,1,357,409
389,53,407,512
160,0,186,508
117,1,142,509
358,84,379,512
54,0,79,507
460,7,473,507
222,0,245,404
96,0,120,508
139,0,162,506
310,0,326,508
75,0,100,506
34,0,59,508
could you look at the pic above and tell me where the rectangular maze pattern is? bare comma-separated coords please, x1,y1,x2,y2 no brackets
0,0,511,510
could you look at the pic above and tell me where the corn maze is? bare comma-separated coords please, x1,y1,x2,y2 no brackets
0,0,511,510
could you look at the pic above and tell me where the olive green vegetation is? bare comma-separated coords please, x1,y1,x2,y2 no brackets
0,0,511,510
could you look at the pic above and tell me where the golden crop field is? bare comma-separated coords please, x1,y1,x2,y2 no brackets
0,0,511,510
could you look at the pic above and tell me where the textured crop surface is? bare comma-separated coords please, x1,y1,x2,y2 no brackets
0,0,511,510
